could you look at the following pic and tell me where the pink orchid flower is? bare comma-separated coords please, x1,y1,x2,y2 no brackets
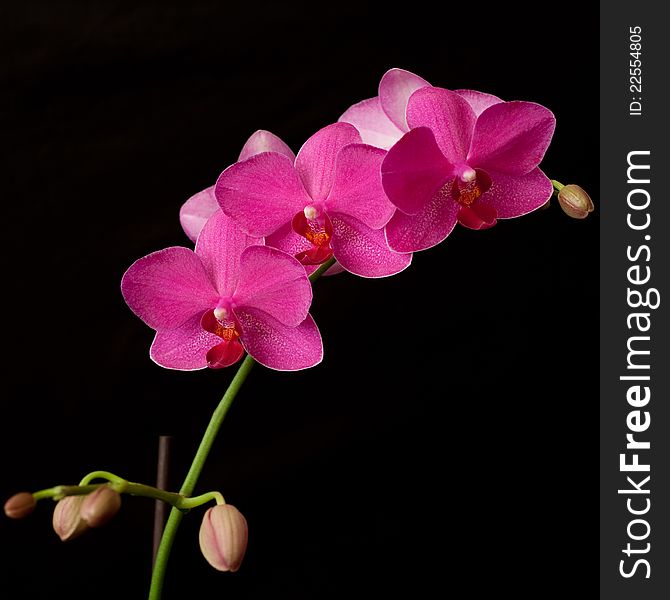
121,211,322,371
381,87,556,253
339,68,431,150
179,130,294,242
215,122,411,279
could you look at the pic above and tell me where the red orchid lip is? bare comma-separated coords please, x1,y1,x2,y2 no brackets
291,210,334,266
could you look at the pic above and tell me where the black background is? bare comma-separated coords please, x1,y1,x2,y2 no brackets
1,2,598,598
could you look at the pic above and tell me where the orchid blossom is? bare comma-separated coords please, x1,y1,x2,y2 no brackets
215,123,411,278
381,87,556,252
121,211,322,371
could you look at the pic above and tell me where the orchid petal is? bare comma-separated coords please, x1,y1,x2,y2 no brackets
457,204,498,230
295,123,361,201
384,186,460,253
338,97,404,150
150,313,219,371
215,152,310,236
330,212,412,278
477,168,553,218
194,210,261,298
206,339,245,369
234,245,312,327
180,186,219,243
326,144,394,229
238,130,295,162
379,68,431,131
468,101,556,175
455,89,504,117
381,127,453,216
121,247,219,330
406,87,476,164
235,309,323,371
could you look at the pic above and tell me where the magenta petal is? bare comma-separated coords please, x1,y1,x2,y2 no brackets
206,339,245,369
457,204,498,230
378,68,431,131
384,187,460,253
295,123,361,201
381,127,453,216
235,309,323,371
234,245,312,326
195,210,261,297
326,144,394,229
238,130,295,162
468,101,556,175
122,247,219,330
330,212,412,278
478,168,553,218
265,221,313,257
406,87,476,164
338,96,404,150
455,89,504,117
180,186,219,243
215,152,310,236
150,313,220,370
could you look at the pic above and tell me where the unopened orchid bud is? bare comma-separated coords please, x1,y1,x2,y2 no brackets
53,496,89,541
4,492,36,519
557,184,594,219
199,504,248,572
80,486,121,528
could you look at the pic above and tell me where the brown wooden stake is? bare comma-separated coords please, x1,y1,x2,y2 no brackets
152,435,172,567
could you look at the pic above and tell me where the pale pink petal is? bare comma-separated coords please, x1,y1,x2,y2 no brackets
381,127,453,215
325,144,394,229
150,313,219,370
338,97,404,150
455,89,504,117
180,186,219,242
195,210,261,298
384,187,460,253
477,168,553,218
233,245,312,327
215,152,311,236
330,212,412,278
295,123,361,201
235,309,323,371
379,68,431,131
467,101,556,175
238,130,295,162
406,87,476,164
121,247,219,330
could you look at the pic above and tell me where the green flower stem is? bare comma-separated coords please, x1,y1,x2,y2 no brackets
79,470,127,486
551,179,565,192
149,256,336,599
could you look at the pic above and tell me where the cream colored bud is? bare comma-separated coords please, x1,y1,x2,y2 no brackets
557,184,594,219
53,496,89,541
4,492,37,519
80,486,122,528
199,504,248,572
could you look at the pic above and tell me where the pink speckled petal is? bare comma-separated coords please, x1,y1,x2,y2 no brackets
235,309,323,371
121,247,219,330
379,68,431,131
238,130,295,162
338,96,404,150
406,87,476,164
295,123,361,201
384,186,460,253
455,89,504,117
468,101,556,175
234,245,312,327
326,144,394,229
477,168,553,218
215,152,310,236
195,210,261,298
180,186,220,242
329,212,412,278
381,127,453,216
150,313,220,370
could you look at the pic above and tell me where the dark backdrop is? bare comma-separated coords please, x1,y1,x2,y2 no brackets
0,2,598,598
